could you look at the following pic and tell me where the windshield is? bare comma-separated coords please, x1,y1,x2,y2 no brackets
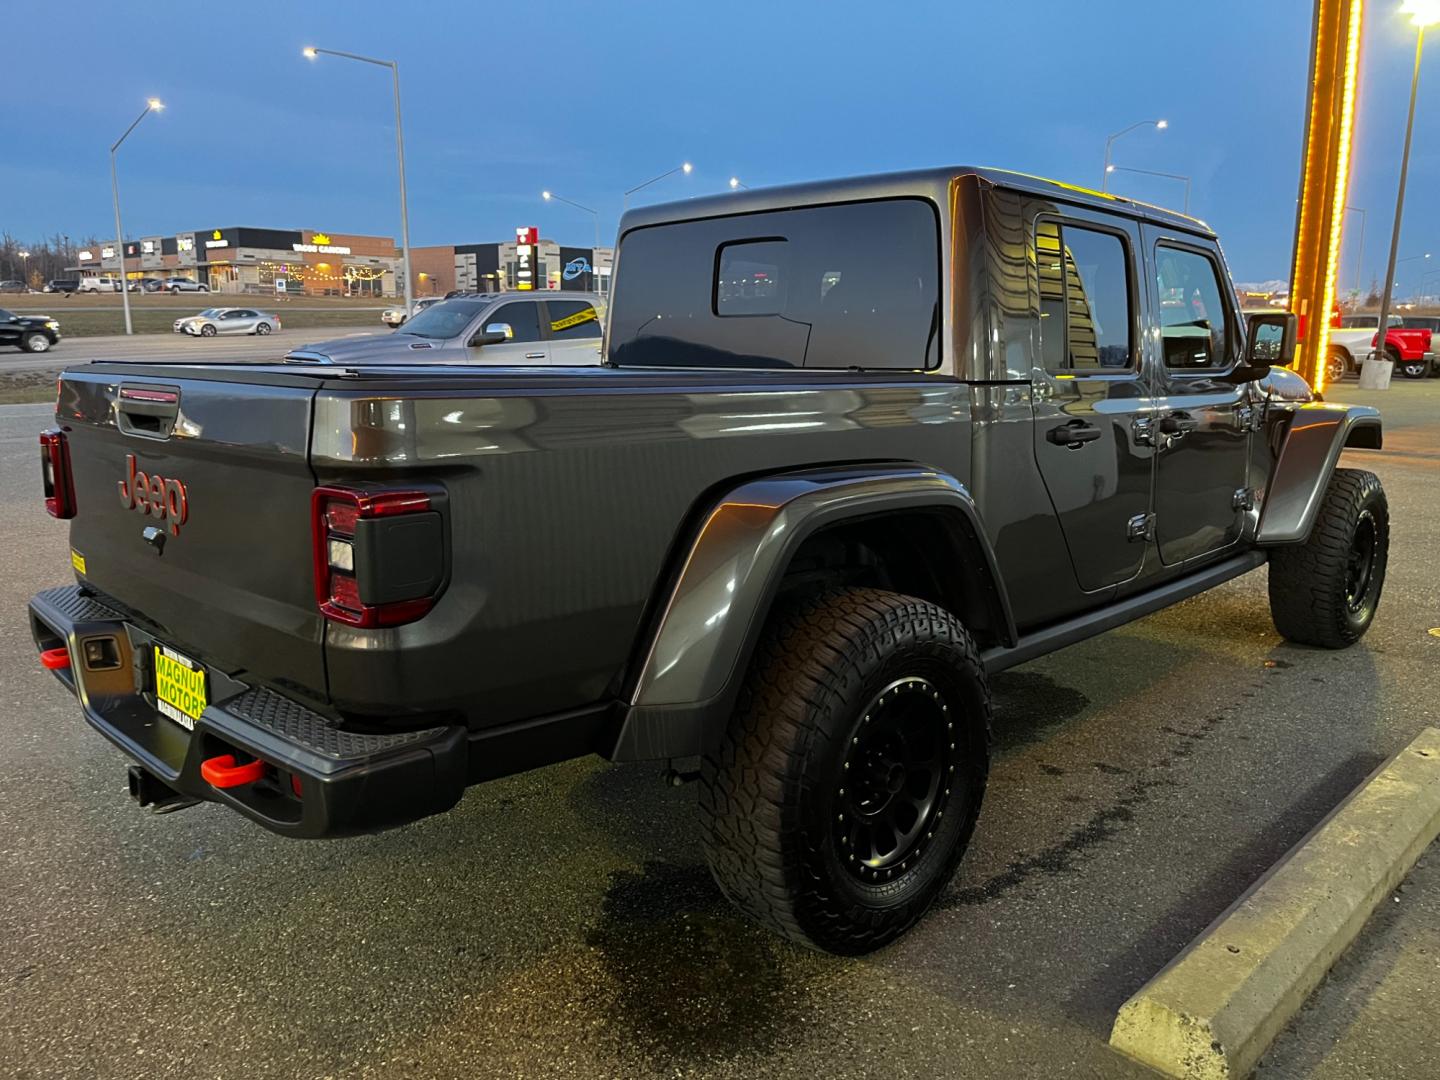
399,299,483,339
0,309,13,321
196,308,221,317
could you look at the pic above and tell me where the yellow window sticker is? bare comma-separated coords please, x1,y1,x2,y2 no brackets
550,307,597,332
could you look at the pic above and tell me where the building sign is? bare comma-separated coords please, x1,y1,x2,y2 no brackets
79,250,94,261
141,240,156,254
101,246,116,259
205,230,229,250
292,231,352,255
178,236,194,253
562,256,591,281
515,226,538,290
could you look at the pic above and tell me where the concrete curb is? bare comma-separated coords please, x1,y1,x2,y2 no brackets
1109,726,1440,1079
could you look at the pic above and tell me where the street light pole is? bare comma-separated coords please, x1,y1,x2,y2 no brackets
1345,205,1366,296
1105,165,1191,213
542,190,601,254
1101,119,1167,190
19,251,30,290
1373,4,1436,363
304,47,413,313
623,162,693,213
110,98,163,336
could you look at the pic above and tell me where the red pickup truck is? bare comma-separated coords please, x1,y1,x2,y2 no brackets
1327,315,1434,381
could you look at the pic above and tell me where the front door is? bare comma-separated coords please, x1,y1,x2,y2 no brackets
468,300,549,364
1031,212,1157,593
1143,232,1251,565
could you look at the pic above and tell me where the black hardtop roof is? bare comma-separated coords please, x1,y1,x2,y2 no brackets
619,165,1211,238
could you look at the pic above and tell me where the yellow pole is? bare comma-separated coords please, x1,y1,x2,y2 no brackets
1290,0,1365,392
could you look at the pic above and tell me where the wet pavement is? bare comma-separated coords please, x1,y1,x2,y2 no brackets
1,379,1436,1079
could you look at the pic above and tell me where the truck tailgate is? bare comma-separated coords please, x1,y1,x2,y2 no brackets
56,366,326,704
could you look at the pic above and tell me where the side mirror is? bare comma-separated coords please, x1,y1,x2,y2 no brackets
471,321,513,347
1232,311,1296,382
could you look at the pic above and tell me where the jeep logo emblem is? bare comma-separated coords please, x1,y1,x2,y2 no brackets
118,454,189,536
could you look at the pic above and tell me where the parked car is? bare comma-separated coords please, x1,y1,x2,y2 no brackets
289,294,603,365
1326,314,1432,381
381,296,444,327
0,308,60,351
160,277,209,294
77,275,123,293
30,166,1387,955
44,279,80,295
173,307,281,337
1399,315,1440,375
0,280,27,294
128,278,165,293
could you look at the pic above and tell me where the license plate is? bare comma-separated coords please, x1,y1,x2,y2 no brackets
154,644,207,730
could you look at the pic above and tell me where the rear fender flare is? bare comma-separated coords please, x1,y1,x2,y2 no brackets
612,465,1014,760
1256,403,1382,544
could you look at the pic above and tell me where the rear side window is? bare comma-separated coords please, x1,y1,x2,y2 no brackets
608,198,939,369
1155,245,1232,370
546,299,602,339
1036,221,1133,372
487,302,543,343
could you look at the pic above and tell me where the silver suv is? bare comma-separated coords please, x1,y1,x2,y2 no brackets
287,293,604,366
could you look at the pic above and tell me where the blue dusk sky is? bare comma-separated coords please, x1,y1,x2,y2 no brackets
3,1,1437,285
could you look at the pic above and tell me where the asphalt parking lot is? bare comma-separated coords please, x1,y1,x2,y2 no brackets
2,380,1437,1079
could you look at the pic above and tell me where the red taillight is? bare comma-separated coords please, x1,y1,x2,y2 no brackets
311,486,441,628
40,428,76,519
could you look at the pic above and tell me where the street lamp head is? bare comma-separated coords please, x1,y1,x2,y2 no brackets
1156,119,1168,130
682,162,693,174
1401,0,1440,27
542,190,552,200
302,46,318,59
729,177,740,188
147,98,164,111
1106,164,1116,173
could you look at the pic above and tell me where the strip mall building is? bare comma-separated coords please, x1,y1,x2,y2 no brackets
79,227,615,299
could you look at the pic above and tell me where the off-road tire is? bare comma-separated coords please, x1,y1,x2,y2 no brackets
699,587,990,955
1269,468,1388,648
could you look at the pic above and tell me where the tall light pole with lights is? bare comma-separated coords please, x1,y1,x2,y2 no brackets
1100,119,1166,190
541,191,601,253
111,98,163,336
1372,0,1440,363
303,46,414,313
1105,165,1191,212
623,162,692,212
729,177,749,190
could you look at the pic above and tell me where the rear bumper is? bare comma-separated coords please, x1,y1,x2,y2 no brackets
28,584,469,838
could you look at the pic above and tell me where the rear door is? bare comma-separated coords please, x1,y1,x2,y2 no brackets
1031,210,1157,593
542,298,604,365
60,369,328,703
469,300,549,364
1142,230,1251,565
220,309,257,334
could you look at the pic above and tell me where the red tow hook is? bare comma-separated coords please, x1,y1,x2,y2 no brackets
200,754,267,789
39,647,71,670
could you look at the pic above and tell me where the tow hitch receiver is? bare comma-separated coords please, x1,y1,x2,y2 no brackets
38,647,70,670
127,765,200,814
200,754,267,789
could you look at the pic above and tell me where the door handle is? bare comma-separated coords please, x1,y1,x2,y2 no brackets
1046,420,1103,447
524,351,545,359
1159,412,1199,436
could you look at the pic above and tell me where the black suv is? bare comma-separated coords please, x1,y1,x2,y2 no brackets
0,308,60,352
45,280,80,295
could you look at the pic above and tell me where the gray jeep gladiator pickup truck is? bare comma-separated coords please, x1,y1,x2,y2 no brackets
30,167,1387,954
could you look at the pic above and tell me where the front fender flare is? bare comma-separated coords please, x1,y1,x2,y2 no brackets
611,465,1013,761
1256,403,1382,544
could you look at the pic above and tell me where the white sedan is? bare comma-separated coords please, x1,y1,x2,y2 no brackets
173,307,282,337
382,296,443,327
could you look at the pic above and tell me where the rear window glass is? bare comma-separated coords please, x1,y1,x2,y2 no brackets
607,198,939,370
